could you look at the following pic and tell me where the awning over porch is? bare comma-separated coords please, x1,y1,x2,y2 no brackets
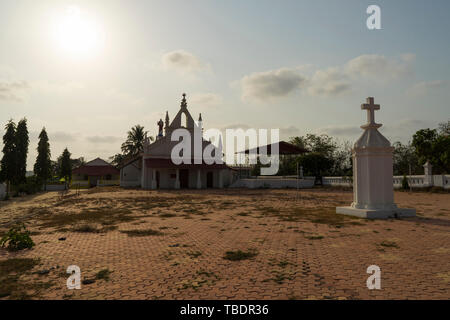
236,141,308,155
145,158,229,169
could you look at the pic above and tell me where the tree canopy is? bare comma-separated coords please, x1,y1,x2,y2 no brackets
0,120,17,185
34,127,52,183
59,148,72,184
121,125,149,157
15,118,29,185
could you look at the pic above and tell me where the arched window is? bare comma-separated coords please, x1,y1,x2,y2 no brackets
181,112,187,128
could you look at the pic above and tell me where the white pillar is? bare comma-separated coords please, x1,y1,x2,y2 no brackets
151,169,157,189
423,161,433,187
175,168,180,189
336,97,415,219
196,169,201,189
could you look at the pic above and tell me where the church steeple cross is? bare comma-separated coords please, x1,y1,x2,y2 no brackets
361,97,381,128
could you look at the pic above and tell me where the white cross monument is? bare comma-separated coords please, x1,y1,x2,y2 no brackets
336,97,416,219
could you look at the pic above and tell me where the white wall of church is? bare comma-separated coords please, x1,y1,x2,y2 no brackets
120,161,141,187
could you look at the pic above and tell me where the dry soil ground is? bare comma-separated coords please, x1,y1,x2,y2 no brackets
0,187,449,300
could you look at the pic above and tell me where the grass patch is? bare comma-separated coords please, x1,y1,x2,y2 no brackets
72,224,118,233
257,205,364,227
0,258,52,299
305,234,324,240
120,228,164,237
38,205,135,231
379,240,399,248
187,251,202,258
95,269,111,281
160,213,177,218
223,249,258,261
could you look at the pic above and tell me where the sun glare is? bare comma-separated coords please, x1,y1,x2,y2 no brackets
53,6,103,58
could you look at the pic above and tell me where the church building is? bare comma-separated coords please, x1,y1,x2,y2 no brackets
120,94,233,189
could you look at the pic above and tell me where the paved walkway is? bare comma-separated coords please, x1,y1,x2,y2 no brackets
0,188,448,299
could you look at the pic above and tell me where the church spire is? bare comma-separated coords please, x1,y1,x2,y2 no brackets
198,113,202,122
164,111,170,136
180,93,187,109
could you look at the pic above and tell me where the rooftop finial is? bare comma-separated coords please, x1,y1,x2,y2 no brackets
181,93,187,109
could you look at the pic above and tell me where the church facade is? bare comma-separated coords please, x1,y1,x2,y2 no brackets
120,94,233,189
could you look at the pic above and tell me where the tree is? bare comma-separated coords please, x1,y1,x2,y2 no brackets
71,157,86,169
287,134,350,177
412,127,449,174
438,120,450,136
298,152,333,181
15,118,29,185
412,128,438,166
121,125,151,156
34,128,52,187
393,141,421,175
432,134,450,173
59,148,72,188
0,120,17,192
109,153,126,168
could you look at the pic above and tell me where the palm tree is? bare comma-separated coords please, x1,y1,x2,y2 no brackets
121,125,153,156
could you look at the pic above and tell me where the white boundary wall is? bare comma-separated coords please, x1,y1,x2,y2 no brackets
323,174,450,189
230,177,315,189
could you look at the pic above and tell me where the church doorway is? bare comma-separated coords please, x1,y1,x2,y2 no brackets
179,169,189,188
207,172,213,188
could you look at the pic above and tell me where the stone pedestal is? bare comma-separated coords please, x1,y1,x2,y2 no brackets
336,97,415,219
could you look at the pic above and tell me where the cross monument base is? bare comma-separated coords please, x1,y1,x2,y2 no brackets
336,206,416,219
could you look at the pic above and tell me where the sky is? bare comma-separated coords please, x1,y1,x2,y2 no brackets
0,0,449,169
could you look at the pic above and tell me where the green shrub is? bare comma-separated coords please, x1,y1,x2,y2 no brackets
0,224,35,251
17,176,42,195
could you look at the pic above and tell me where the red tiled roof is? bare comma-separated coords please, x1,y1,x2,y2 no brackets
145,158,230,169
72,165,119,176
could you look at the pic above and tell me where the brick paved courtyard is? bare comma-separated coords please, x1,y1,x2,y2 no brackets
0,187,449,300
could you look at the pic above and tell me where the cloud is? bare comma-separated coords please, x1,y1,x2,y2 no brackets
307,67,351,96
190,92,222,108
86,135,121,144
280,125,301,137
162,50,206,73
346,54,414,79
240,67,306,101
33,81,85,95
407,80,446,96
317,125,362,137
221,123,252,130
0,80,29,102
48,131,77,143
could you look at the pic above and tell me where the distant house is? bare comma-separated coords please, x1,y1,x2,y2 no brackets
72,158,120,187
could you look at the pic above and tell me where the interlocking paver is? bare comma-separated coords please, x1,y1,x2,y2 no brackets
0,188,448,299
